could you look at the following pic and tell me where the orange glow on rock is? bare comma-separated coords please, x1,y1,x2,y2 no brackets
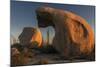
31,28,42,47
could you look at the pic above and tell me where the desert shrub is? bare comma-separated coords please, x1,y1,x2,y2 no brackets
40,45,58,54
32,41,39,48
11,43,24,52
28,41,39,49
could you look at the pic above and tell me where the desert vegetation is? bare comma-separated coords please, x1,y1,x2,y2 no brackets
11,41,95,66
11,6,95,66
11,41,59,66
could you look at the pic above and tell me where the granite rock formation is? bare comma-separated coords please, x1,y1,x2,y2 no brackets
36,7,94,58
19,27,42,47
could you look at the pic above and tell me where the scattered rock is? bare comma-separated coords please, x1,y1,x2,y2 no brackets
11,48,20,57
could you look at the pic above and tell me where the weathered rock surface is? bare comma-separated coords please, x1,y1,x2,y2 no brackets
19,27,42,47
11,48,20,57
36,7,94,58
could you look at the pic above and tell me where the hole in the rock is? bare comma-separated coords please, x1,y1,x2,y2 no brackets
40,26,55,45
39,26,57,53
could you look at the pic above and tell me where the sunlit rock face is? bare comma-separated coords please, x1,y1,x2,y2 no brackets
36,7,94,58
19,27,42,47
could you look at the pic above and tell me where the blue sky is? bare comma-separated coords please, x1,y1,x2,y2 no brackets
11,1,95,44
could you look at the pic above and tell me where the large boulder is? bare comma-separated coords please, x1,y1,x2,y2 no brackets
19,27,42,47
36,7,94,58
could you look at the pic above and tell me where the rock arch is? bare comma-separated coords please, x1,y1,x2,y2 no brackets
36,7,94,58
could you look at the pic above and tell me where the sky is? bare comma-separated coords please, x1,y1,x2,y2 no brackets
11,1,95,44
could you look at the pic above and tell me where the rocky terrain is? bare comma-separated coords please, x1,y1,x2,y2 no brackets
11,7,95,66
11,43,94,66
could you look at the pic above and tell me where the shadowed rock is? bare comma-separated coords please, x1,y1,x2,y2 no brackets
19,27,42,47
36,7,94,58
11,47,30,66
